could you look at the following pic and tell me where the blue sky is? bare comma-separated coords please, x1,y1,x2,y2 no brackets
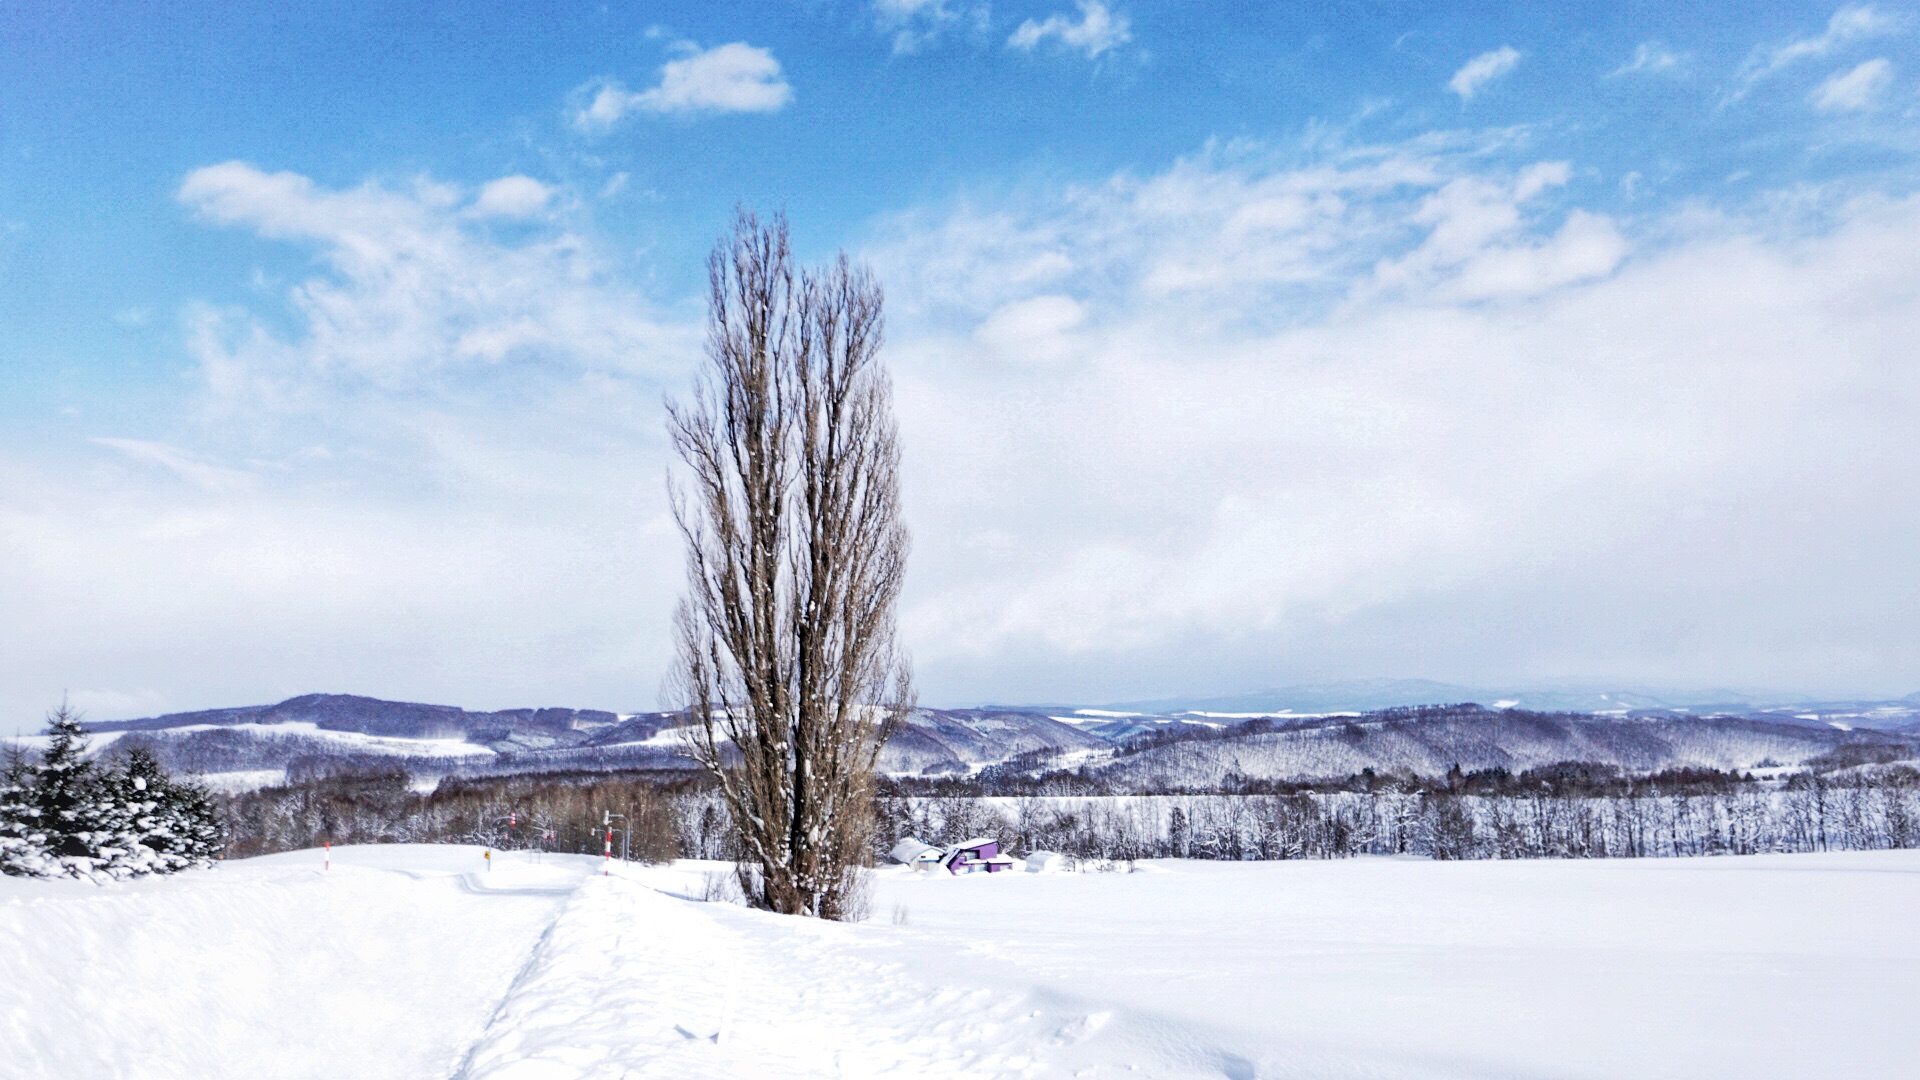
4,2,1920,719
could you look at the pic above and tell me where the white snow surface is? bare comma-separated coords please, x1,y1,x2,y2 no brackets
3,729,132,753
5,720,496,760
173,720,500,757
192,769,289,793
6,846,1920,1078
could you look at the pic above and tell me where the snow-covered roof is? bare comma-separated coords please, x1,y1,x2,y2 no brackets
949,837,998,851
889,837,942,863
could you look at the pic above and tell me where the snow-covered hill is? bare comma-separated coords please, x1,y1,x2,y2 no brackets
5,844,1920,1079
1086,707,1920,787
51,695,1108,787
878,709,1109,775
36,692,1920,792
1090,678,1920,728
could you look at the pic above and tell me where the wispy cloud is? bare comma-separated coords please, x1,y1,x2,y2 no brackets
175,161,686,400
91,438,259,494
873,0,988,55
1449,47,1521,101
1811,57,1894,110
1007,1,1132,60
858,135,1920,700
1611,41,1688,78
0,162,710,720
468,176,553,219
573,42,791,129
1733,5,1899,98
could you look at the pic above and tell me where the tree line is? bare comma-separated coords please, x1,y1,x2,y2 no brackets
898,758,1764,799
217,766,698,862
201,756,1920,870
1,704,224,881
882,768,1920,863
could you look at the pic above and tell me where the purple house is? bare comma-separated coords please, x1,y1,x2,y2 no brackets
941,837,1016,875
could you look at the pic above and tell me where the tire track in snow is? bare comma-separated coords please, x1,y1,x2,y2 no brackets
452,872,759,1080
451,870,1084,1079
448,875,593,1080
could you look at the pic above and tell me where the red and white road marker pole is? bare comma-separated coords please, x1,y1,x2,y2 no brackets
324,841,330,872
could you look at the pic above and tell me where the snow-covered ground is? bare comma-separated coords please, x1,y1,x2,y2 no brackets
4,720,498,759
6,847,1919,1078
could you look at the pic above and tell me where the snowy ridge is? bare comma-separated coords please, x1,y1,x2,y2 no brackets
49,696,1110,785
1084,708,1920,787
159,720,496,759
1094,680,1920,731
43,693,1920,791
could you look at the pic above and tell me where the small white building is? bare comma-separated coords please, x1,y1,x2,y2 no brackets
889,837,944,869
1024,850,1068,874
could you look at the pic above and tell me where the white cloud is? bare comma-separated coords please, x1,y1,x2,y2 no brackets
873,0,988,54
1734,5,1899,97
90,438,259,494
573,42,791,129
0,162,702,721
974,294,1088,364
1448,47,1521,101
861,137,1920,702
19,135,1920,719
1008,1,1132,59
1369,162,1626,300
1811,57,1894,110
176,162,684,397
1611,41,1687,78
469,175,553,219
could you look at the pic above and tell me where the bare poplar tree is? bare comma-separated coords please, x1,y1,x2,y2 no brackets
668,209,914,920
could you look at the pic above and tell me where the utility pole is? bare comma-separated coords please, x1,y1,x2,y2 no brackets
603,810,628,869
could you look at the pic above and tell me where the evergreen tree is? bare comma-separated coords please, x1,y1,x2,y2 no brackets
1,713,226,880
118,747,224,869
167,778,226,866
0,741,50,877
32,701,110,868
97,749,169,876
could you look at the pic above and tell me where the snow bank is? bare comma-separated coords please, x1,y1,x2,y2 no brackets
0,845,584,1080
462,861,1083,1078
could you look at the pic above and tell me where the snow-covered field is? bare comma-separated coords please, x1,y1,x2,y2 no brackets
5,847,1919,1079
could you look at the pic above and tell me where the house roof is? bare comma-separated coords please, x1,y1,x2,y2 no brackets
888,837,942,863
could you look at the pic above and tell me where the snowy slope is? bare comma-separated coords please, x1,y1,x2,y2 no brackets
8,845,1920,1079
1090,708,1920,785
1099,678,1920,723
879,709,1111,775
33,693,1920,791
0,846,580,1080
47,695,1107,781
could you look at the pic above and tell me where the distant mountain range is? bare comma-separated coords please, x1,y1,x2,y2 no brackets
29,680,1920,792
1068,678,1920,729
67,693,1101,785
1083,708,1920,789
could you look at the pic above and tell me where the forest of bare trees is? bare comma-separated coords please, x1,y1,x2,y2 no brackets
213,761,1920,870
880,770,1920,863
